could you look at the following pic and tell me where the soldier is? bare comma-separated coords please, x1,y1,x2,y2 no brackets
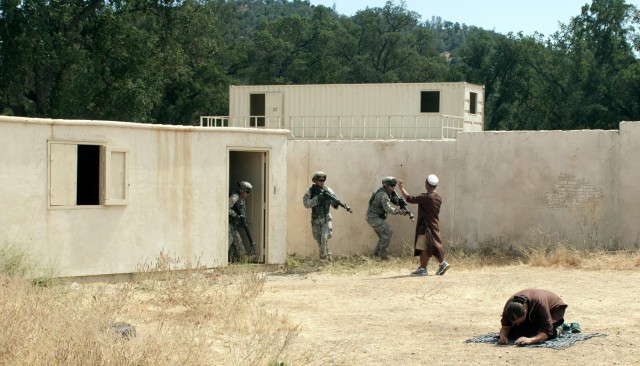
366,176,407,260
229,181,253,263
302,172,343,261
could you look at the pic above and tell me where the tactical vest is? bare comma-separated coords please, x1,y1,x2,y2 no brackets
309,185,331,219
367,187,390,220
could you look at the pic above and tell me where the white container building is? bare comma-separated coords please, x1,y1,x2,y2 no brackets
202,82,484,139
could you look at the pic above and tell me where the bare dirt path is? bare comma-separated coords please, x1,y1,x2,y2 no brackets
259,265,640,365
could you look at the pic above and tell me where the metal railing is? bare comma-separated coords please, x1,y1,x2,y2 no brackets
200,116,229,127
200,115,467,140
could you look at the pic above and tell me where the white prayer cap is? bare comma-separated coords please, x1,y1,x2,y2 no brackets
427,174,439,186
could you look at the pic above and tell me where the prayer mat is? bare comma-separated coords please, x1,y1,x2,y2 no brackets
465,331,606,349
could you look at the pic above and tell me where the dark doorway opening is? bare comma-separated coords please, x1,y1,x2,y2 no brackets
249,94,266,127
229,150,269,264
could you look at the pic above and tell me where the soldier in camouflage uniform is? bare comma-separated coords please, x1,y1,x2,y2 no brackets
366,176,406,260
229,181,252,263
303,172,340,261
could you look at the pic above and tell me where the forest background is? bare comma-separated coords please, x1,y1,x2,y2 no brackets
0,0,638,130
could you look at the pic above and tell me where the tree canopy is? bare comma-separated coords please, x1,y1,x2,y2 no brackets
0,0,638,129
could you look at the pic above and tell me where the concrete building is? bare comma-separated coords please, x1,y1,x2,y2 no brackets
0,116,289,277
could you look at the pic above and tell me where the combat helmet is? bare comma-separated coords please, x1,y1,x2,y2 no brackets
382,176,397,186
237,181,253,193
312,171,327,182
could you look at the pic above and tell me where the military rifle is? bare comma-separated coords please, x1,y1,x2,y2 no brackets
391,191,414,221
321,190,353,213
233,207,257,255
239,215,257,255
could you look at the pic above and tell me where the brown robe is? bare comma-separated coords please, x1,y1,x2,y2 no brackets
405,191,443,259
501,288,568,338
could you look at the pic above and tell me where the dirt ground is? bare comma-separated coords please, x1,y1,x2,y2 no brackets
258,264,640,365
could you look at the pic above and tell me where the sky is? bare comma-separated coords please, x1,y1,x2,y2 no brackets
306,0,619,36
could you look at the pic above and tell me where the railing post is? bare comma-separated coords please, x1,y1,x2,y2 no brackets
375,116,379,139
353,116,356,139
324,116,328,139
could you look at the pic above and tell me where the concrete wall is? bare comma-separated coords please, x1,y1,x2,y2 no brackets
0,116,289,277
455,130,620,248
3,115,638,276
288,123,640,257
287,139,457,257
618,122,640,247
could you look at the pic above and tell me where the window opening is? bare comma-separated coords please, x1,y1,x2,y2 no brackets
77,144,100,205
420,91,440,113
49,141,129,207
470,92,478,114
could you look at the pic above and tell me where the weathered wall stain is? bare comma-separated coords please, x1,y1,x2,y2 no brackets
546,173,604,208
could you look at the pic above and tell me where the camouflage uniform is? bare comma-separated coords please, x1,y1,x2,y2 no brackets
366,185,402,258
228,181,252,262
303,184,339,260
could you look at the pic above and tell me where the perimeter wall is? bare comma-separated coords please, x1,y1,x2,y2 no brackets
287,122,640,257
2,116,638,276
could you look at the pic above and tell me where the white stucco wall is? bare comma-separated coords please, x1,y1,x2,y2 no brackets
618,122,640,247
0,116,288,277
454,129,620,248
287,139,457,257
3,115,639,276
288,123,640,257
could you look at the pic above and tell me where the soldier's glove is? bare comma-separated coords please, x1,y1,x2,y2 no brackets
239,215,247,224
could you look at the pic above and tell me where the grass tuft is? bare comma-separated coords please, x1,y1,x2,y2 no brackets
0,241,33,277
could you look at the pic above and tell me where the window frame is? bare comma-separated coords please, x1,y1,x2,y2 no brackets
420,90,441,113
48,140,129,208
470,92,478,114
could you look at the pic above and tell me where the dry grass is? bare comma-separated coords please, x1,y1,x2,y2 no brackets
283,246,640,276
0,249,306,366
284,231,640,275
2,239,640,366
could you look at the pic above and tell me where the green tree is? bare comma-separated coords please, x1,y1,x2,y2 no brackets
559,0,640,129
0,0,102,117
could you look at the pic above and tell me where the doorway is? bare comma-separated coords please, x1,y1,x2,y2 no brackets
229,150,268,263
249,94,265,127
249,93,283,128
